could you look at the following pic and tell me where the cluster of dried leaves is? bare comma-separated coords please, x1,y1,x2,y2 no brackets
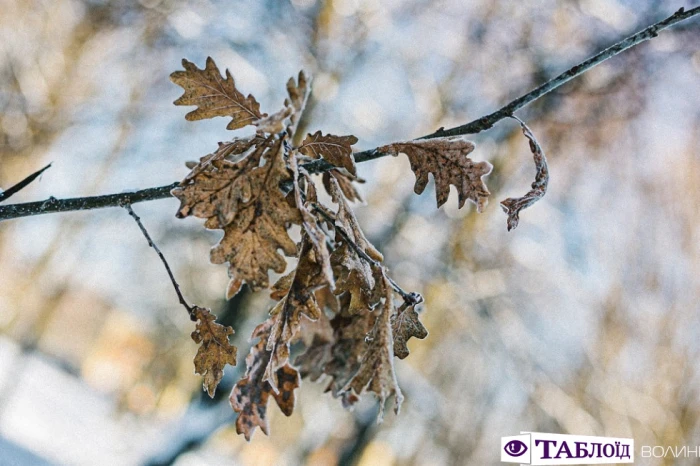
169,57,547,440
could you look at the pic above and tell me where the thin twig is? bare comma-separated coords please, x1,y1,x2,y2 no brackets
0,163,52,203
0,6,697,222
123,203,194,317
312,202,423,306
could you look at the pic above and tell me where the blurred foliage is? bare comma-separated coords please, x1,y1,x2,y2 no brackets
0,0,699,465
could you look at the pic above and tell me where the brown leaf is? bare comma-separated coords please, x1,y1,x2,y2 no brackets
299,131,358,175
379,136,492,210
344,273,403,420
326,177,383,314
171,57,265,130
173,133,301,296
294,334,333,382
391,302,428,360
322,308,377,398
500,120,549,231
208,135,302,295
265,235,330,389
191,307,237,397
289,150,334,286
291,308,334,380
230,321,300,441
172,136,260,228
322,170,364,203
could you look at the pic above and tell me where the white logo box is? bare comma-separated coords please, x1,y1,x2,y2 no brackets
501,432,633,465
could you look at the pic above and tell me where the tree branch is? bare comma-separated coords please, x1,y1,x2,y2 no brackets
0,182,180,221
0,6,697,222
0,163,52,203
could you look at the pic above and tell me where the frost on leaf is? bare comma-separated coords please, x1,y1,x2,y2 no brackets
174,134,300,296
289,151,333,285
343,273,403,420
322,308,376,403
209,136,300,295
391,302,428,360
264,235,331,390
191,307,237,397
299,131,358,175
500,120,549,231
230,320,300,441
172,136,258,227
379,137,492,210
255,71,310,135
171,57,265,130
327,177,384,314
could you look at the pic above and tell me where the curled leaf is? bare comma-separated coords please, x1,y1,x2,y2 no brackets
191,307,237,397
321,308,377,399
299,131,358,175
500,119,549,231
343,273,403,420
289,151,334,286
391,302,428,360
327,177,384,314
265,235,330,389
171,57,265,130
379,136,492,210
230,321,300,441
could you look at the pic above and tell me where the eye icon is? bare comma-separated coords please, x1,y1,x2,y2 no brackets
504,440,528,457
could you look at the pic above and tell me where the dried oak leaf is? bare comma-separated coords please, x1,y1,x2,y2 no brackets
327,177,383,314
208,135,302,296
379,136,492,210
230,320,300,441
500,120,549,231
391,302,428,360
171,57,265,130
172,136,259,228
344,273,403,420
322,307,377,400
322,169,364,203
289,150,333,285
191,307,237,397
265,236,329,390
295,334,333,382
299,131,358,175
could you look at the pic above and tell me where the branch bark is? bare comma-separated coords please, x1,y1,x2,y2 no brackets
0,6,697,222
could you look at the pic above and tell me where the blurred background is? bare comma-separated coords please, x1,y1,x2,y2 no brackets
1,0,699,464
